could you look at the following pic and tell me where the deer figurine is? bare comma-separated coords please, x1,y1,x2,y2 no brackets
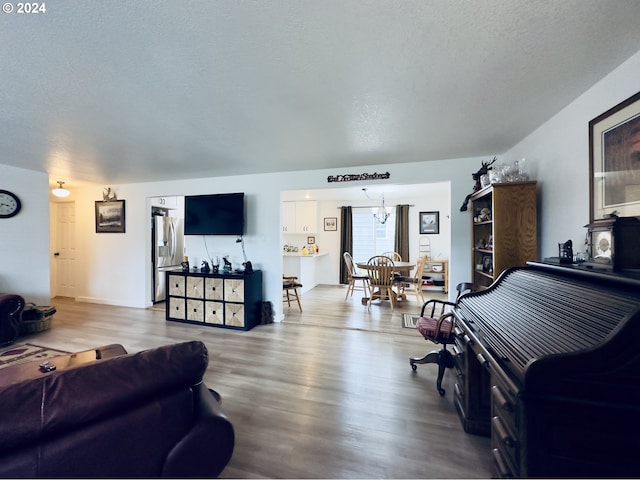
460,157,497,211
103,188,117,202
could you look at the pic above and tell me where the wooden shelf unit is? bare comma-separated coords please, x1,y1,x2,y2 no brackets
166,270,263,331
469,181,537,290
422,259,448,293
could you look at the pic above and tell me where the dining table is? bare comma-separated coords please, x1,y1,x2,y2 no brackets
356,260,416,306
355,261,415,275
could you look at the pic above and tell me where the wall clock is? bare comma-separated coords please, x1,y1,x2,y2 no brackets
0,190,21,218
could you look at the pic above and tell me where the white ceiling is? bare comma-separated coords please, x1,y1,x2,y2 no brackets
2,0,640,190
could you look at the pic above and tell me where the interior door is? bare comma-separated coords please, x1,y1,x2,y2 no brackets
53,201,77,298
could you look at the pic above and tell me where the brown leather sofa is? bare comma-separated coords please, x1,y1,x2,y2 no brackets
0,340,235,478
0,293,25,347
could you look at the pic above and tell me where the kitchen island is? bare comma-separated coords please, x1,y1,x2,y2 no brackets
282,252,328,294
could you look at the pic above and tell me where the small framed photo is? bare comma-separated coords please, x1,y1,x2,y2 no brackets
481,255,493,274
419,211,439,234
95,200,126,233
307,236,316,244
324,217,337,231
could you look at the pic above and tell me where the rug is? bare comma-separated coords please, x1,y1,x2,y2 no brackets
0,343,69,369
402,313,420,329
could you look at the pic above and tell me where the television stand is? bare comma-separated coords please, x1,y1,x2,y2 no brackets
165,270,263,331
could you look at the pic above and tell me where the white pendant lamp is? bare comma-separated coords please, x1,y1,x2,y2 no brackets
52,181,71,198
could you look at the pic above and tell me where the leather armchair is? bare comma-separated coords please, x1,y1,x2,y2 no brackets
0,293,25,347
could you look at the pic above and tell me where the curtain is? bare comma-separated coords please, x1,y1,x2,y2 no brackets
339,206,353,284
394,204,410,261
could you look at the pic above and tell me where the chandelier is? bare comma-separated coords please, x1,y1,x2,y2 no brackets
362,188,391,224
374,193,390,224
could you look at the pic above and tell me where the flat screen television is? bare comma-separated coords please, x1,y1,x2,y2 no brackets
184,193,245,235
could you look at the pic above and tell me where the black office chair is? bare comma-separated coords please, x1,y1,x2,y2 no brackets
455,282,473,299
409,282,472,396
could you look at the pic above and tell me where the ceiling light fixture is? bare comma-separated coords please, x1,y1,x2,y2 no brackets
363,188,390,225
374,193,390,224
52,181,71,198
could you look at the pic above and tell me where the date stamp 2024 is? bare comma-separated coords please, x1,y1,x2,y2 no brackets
2,2,47,14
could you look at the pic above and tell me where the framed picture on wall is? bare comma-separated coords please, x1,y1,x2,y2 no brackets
324,217,337,231
589,90,640,222
419,211,439,234
95,200,126,233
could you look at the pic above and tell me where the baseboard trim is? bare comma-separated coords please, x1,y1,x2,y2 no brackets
75,296,144,309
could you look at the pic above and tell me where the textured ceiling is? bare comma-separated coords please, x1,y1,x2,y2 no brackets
2,0,640,188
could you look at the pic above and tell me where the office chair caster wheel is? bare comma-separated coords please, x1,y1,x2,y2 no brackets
437,387,445,396
410,361,417,372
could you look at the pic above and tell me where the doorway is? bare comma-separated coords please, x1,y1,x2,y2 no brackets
280,182,451,286
51,201,77,298
279,182,451,320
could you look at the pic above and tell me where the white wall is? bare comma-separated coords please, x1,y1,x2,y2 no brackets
503,49,640,259
0,164,51,305
52,156,479,318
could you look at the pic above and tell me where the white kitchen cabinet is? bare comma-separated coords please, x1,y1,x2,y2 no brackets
294,201,317,233
282,201,297,233
281,201,317,233
150,196,178,209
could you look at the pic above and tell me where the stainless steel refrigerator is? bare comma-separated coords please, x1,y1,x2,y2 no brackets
152,213,184,303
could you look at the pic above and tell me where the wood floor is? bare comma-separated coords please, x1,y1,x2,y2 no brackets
28,285,492,479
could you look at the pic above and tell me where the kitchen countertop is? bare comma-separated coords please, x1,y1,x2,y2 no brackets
282,252,328,257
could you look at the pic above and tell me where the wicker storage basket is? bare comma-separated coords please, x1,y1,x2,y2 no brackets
20,304,56,334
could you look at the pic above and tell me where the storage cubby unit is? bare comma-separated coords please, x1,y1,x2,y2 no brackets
166,270,263,331
469,181,537,291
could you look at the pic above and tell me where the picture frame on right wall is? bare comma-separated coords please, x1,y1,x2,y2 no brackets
324,217,337,231
419,211,439,234
589,90,640,222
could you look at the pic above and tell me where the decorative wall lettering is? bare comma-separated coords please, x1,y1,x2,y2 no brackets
327,172,390,183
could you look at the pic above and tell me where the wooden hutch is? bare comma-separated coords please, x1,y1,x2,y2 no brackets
469,181,537,290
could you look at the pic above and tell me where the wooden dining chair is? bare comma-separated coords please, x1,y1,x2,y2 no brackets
366,255,397,310
343,252,370,300
381,251,402,262
282,275,303,312
394,255,428,305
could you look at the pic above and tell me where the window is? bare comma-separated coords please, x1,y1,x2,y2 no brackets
352,210,395,262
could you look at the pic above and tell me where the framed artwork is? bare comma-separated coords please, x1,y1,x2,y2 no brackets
95,200,126,233
324,217,337,231
589,90,640,222
419,211,439,234
307,236,316,244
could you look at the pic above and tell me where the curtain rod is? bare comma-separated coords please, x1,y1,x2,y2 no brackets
337,204,415,209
